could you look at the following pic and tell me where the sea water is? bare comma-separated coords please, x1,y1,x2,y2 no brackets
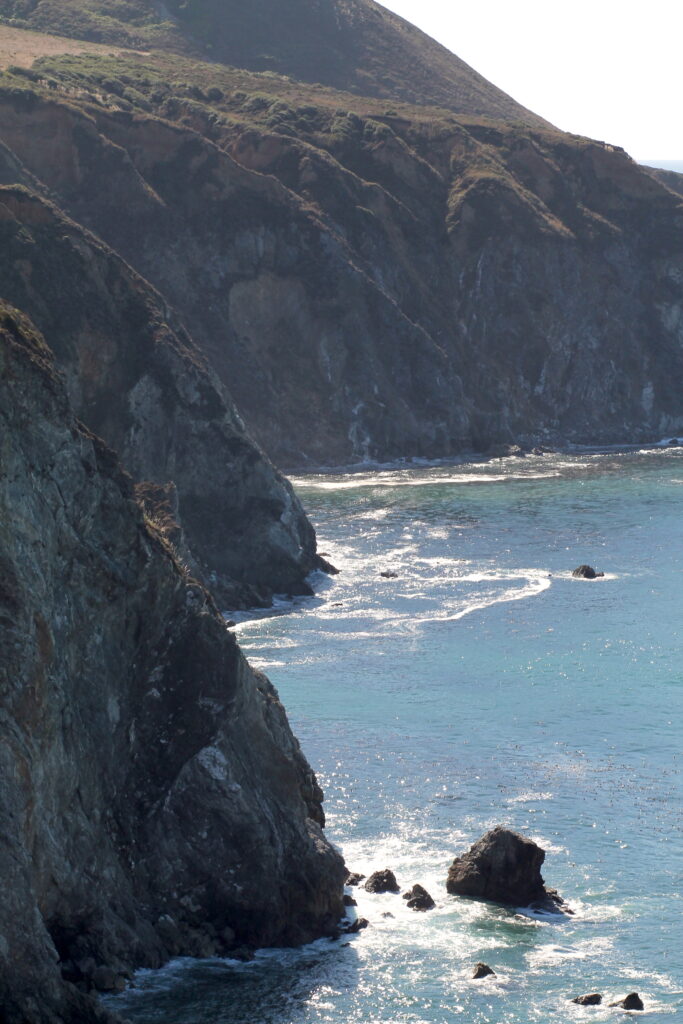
106,449,683,1022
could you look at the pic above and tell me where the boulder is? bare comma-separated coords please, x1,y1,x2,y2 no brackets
571,993,603,1005
380,570,399,579
345,871,366,887
365,869,400,894
446,826,566,909
343,917,369,934
343,894,357,907
472,963,496,980
572,565,604,579
609,993,644,1011
402,884,435,911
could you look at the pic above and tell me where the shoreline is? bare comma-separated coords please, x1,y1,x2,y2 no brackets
283,437,682,479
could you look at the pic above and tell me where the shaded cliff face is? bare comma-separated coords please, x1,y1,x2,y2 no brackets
0,163,322,604
0,0,549,126
1,64,681,468
0,304,345,1022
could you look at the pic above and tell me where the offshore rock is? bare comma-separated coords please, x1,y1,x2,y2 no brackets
402,884,436,911
572,565,605,579
609,993,645,1011
446,827,566,910
0,305,346,1023
472,963,496,980
572,993,603,1005
365,870,400,894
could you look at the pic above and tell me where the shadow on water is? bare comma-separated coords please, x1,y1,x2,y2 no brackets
102,940,361,1024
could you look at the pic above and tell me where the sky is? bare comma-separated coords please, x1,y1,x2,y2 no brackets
379,0,682,164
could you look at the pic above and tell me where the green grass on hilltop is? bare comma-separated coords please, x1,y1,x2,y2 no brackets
0,0,551,127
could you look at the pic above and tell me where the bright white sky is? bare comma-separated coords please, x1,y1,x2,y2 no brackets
379,0,682,162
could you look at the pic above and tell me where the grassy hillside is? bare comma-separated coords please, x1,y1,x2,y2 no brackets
0,0,550,126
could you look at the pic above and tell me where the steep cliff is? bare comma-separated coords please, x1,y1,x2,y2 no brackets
1,60,681,468
0,303,345,1022
0,159,324,604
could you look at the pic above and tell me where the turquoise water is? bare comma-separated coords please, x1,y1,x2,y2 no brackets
107,450,683,1022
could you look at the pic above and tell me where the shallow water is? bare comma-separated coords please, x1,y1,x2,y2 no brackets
106,449,683,1022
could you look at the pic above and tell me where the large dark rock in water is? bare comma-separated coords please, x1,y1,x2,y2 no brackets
365,869,400,894
609,993,644,1011
572,565,605,579
572,993,603,1005
0,306,346,1024
472,963,496,980
446,826,565,909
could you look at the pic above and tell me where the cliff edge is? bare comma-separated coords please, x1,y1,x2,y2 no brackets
0,304,346,1021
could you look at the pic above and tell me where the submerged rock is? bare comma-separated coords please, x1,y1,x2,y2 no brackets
365,869,400,894
571,993,603,1005
609,993,644,1011
343,918,369,934
402,884,435,911
446,826,567,910
572,565,605,579
380,570,399,579
472,963,496,980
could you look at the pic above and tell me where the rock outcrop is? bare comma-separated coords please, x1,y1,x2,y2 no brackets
446,826,566,910
472,963,496,980
572,993,603,1005
0,304,346,1023
609,993,645,1011
572,565,605,580
365,869,400,894
0,178,324,607
402,884,435,911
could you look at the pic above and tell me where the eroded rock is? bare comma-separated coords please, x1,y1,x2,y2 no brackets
609,993,644,1011
472,963,496,980
365,870,400,894
446,826,566,910
402,884,435,911
571,993,603,1005
572,565,605,579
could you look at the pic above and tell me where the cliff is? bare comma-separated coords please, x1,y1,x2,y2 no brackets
1,58,681,468
0,303,345,1021
0,163,324,605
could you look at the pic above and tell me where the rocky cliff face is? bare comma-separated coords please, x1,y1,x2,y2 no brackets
0,150,324,605
0,304,345,1022
1,67,681,468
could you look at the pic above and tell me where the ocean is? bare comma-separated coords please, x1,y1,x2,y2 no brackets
105,447,682,1022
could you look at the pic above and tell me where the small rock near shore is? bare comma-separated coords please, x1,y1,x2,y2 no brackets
609,993,644,1011
365,869,400,894
472,963,496,980
345,871,365,886
343,917,369,934
343,894,357,907
571,993,603,1005
402,884,435,911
